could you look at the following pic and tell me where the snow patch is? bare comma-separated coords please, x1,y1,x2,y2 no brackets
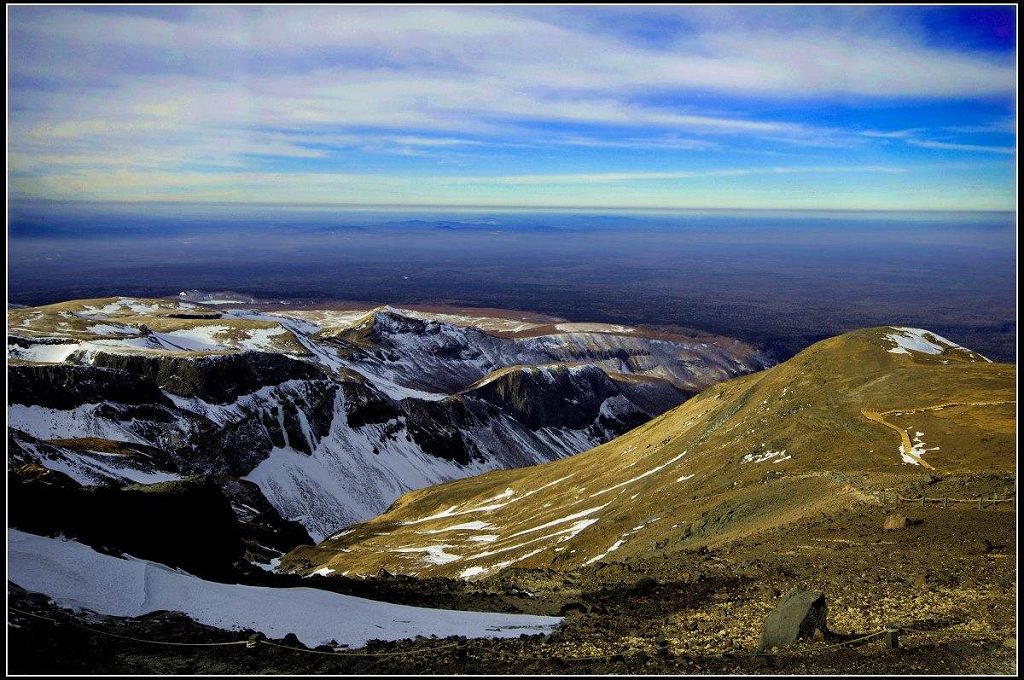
422,521,494,533
469,535,499,543
8,343,81,363
555,323,634,334
741,449,789,464
392,545,462,565
7,404,149,443
86,324,137,336
885,327,989,361
158,326,231,351
503,504,609,540
900,430,939,465
465,518,600,561
589,451,687,497
310,567,336,577
31,450,181,487
584,538,626,566
8,529,561,648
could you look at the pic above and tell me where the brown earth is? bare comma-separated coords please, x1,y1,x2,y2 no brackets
8,499,1015,674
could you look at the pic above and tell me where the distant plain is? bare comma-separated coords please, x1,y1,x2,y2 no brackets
8,200,1016,362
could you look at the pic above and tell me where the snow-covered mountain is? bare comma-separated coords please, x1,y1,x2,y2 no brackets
8,297,771,549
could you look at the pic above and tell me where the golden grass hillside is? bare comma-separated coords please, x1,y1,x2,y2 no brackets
280,326,1015,580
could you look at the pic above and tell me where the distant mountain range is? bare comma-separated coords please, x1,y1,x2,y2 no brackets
7,297,769,570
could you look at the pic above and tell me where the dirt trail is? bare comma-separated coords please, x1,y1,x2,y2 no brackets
878,400,1015,416
861,400,1014,472
862,410,935,470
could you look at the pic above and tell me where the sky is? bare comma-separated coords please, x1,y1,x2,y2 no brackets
6,5,1018,210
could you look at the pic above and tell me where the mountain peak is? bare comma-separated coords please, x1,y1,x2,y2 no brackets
280,326,1014,579
351,306,432,335
882,326,991,363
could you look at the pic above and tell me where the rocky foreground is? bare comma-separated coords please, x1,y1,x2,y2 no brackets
9,500,1015,674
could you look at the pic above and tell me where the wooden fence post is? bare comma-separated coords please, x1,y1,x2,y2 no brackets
977,496,983,510
942,497,948,508
920,495,925,506
885,629,900,649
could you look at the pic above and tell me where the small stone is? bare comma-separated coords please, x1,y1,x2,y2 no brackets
883,514,909,531
628,576,660,595
912,572,931,590
558,602,588,616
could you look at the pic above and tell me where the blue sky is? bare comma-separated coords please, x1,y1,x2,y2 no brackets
7,5,1017,210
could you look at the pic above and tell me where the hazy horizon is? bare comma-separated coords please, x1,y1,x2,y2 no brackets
9,202,1015,362
8,197,1018,215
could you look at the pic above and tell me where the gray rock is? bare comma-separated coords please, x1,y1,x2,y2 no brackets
281,632,306,649
883,514,908,530
757,589,830,652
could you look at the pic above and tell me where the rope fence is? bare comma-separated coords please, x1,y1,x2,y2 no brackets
513,633,889,664
9,606,249,647
258,639,460,658
9,605,1009,665
743,629,889,658
879,491,1015,509
9,606,462,658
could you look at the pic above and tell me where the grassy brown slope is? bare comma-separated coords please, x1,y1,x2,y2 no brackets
280,327,1014,579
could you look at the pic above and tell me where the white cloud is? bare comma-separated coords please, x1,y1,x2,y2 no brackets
8,165,908,202
860,129,926,139
11,164,1010,212
6,6,1016,207
906,140,1016,155
454,165,907,185
11,7,1014,98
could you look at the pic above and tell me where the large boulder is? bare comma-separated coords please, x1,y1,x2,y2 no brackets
757,589,831,652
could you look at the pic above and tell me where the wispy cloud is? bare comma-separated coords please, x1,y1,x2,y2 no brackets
458,165,907,185
860,129,926,139
906,140,1016,155
6,6,1017,209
